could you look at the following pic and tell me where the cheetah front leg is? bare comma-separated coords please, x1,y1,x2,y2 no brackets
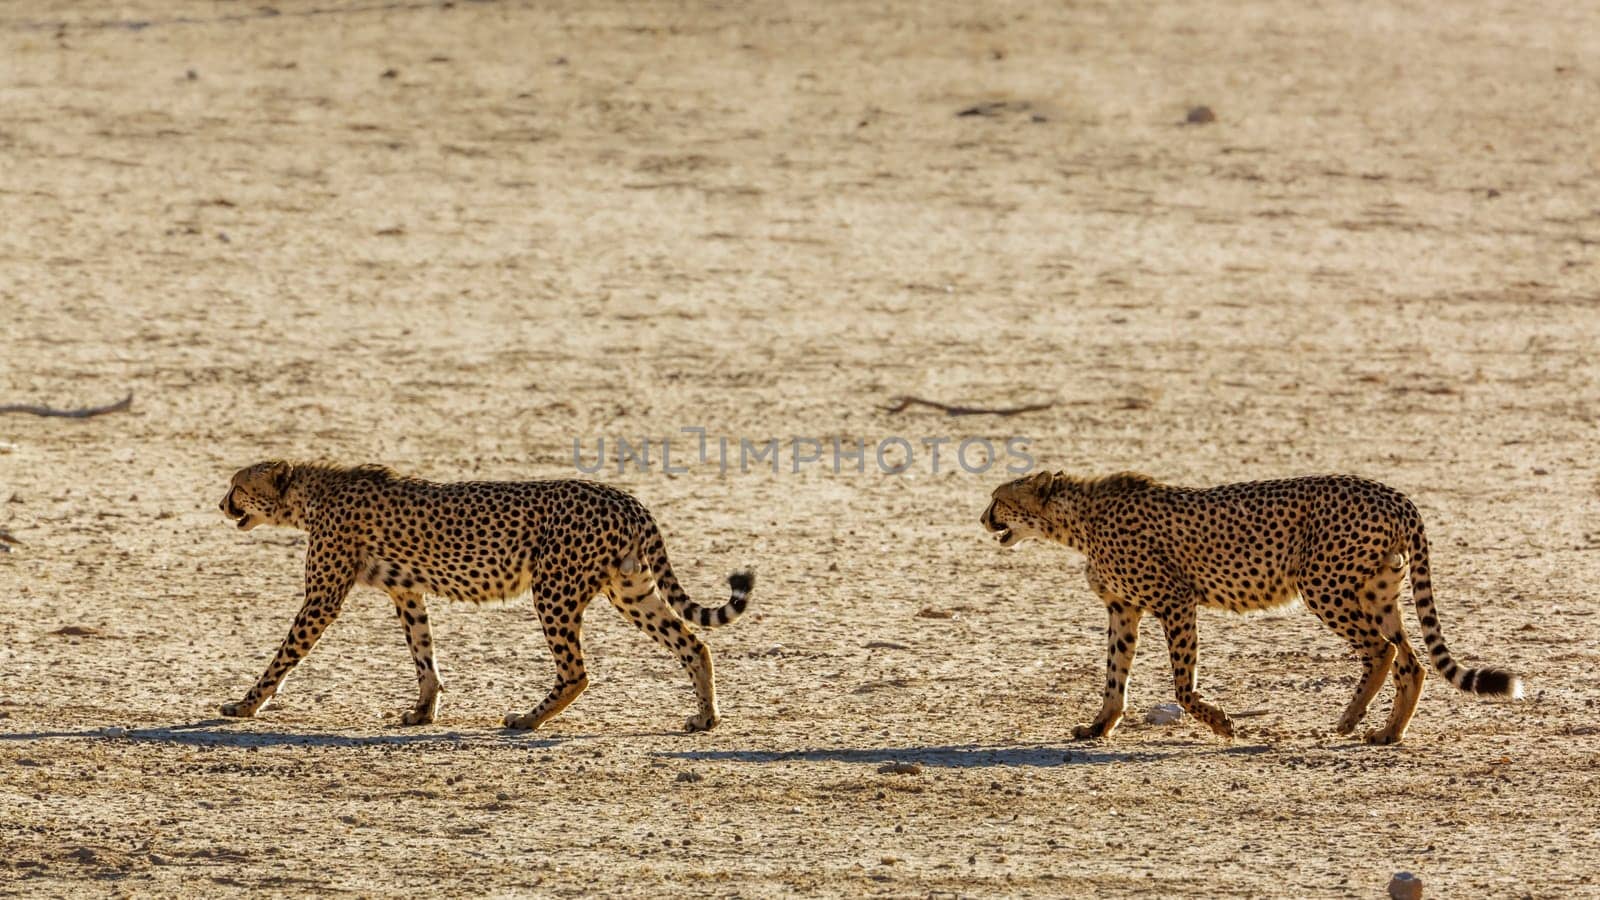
389,589,442,725
1156,601,1235,739
504,576,592,731
1073,593,1143,740
221,545,355,718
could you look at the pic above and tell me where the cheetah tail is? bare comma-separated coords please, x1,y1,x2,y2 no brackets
646,528,753,628
1405,520,1523,699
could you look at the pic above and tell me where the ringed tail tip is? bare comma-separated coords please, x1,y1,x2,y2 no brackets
1463,667,1523,699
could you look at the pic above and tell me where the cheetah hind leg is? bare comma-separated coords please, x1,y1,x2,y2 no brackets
504,578,592,731
1333,560,1404,735
389,589,442,726
1334,637,1395,735
605,572,721,733
1364,585,1426,745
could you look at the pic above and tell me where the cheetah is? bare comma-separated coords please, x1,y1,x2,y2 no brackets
981,471,1521,744
218,461,754,732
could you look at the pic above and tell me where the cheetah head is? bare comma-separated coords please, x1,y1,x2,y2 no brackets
220,461,293,531
982,470,1059,549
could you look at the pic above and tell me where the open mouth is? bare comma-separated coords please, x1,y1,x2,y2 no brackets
981,502,1016,547
221,491,250,528
983,516,1017,546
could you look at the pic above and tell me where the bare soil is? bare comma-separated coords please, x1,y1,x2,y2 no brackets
2,1,1598,896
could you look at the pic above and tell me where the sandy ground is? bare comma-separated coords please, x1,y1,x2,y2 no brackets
2,0,1599,895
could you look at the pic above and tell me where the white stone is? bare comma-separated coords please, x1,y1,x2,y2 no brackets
1144,703,1183,725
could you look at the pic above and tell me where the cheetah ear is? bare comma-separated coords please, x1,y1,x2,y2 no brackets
267,461,292,494
1027,470,1054,496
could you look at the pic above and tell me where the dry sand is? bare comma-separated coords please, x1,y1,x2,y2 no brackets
2,0,1598,895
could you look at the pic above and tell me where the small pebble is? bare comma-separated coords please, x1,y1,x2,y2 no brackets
877,762,923,776
1388,871,1423,900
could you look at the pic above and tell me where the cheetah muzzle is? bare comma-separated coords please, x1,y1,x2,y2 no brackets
219,488,251,529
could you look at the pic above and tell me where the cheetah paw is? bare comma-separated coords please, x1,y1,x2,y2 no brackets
1071,723,1105,740
219,701,256,719
1362,729,1401,746
401,708,435,726
503,712,539,731
685,712,719,733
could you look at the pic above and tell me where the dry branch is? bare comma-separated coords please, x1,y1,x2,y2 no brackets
0,393,132,419
883,395,1055,417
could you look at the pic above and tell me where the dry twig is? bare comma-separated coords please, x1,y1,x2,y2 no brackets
883,395,1055,417
0,393,132,418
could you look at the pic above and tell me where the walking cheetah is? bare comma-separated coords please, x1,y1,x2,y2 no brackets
218,461,754,732
981,471,1521,744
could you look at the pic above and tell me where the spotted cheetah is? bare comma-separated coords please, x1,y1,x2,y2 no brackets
981,471,1521,744
219,461,754,732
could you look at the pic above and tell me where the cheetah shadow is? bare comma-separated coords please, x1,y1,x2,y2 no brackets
655,742,1273,769
0,719,595,750
0,724,1280,761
